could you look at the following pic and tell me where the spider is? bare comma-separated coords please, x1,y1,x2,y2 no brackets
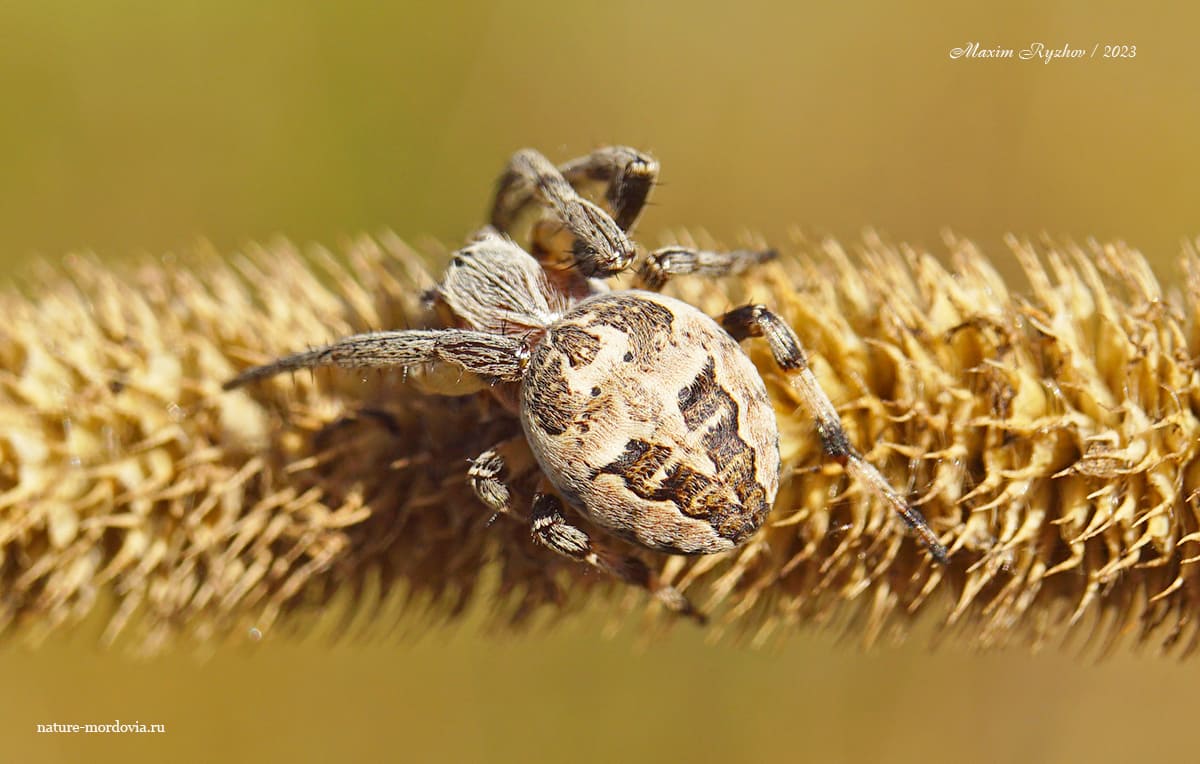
224,146,949,622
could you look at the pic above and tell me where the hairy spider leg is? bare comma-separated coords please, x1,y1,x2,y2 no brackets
720,304,950,564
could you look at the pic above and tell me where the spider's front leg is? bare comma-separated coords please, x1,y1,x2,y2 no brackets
719,304,950,564
490,148,636,277
556,146,659,232
634,245,778,291
531,493,707,624
223,329,528,390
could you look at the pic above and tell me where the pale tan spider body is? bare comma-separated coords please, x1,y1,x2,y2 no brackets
225,146,947,622
523,290,779,555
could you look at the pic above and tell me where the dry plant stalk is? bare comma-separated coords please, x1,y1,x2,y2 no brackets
2,231,1199,654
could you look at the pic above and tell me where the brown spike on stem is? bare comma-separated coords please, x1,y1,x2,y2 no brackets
2,233,1200,656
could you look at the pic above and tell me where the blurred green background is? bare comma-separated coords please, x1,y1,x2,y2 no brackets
3,1,1198,763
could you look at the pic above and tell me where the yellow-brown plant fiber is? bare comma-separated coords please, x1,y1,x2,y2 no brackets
3,232,1200,654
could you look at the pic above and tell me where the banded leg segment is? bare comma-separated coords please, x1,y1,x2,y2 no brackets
557,146,659,231
223,329,528,390
469,449,514,521
531,493,707,624
490,148,637,277
468,438,539,522
635,246,778,291
470,448,705,622
720,305,950,564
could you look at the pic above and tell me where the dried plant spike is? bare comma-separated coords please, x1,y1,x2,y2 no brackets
3,229,1200,656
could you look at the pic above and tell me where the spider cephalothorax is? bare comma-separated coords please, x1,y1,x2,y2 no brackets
224,146,948,621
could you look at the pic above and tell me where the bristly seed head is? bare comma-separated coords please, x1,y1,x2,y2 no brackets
5,225,1200,654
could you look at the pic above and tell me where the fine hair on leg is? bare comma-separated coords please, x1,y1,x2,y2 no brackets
720,304,950,564
530,492,707,623
224,329,528,390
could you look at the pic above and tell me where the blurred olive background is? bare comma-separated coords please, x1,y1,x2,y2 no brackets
3,1,1198,763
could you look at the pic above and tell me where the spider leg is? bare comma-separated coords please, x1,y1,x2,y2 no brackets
531,492,707,624
472,446,703,622
469,449,514,520
468,438,539,522
557,146,659,232
490,148,636,278
719,304,950,564
223,329,528,390
635,245,778,291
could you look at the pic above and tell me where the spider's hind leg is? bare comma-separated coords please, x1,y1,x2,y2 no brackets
531,492,707,624
469,446,704,622
719,304,950,564
468,438,539,523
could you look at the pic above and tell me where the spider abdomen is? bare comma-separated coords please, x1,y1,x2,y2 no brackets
520,291,780,555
